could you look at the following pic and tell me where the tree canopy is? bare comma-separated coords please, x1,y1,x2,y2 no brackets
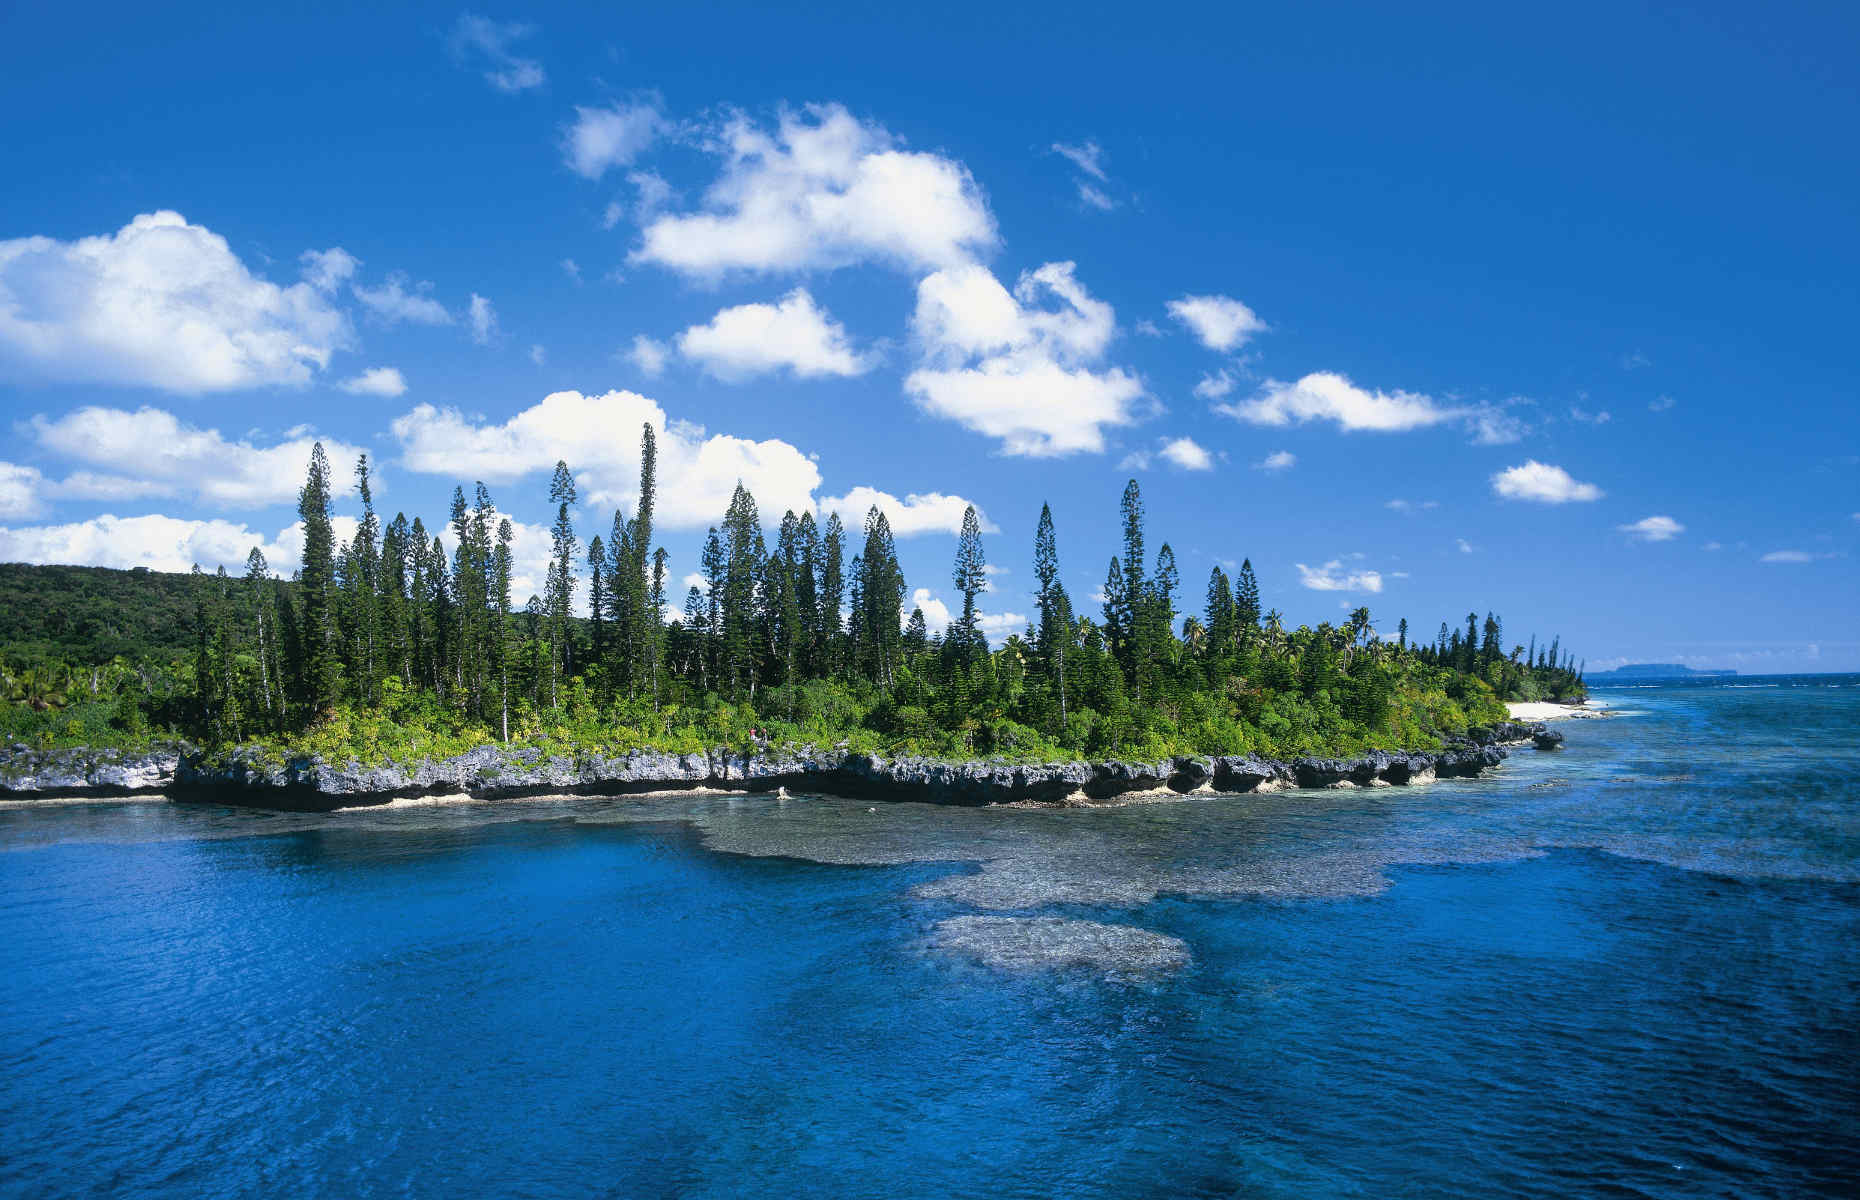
1,434,1586,762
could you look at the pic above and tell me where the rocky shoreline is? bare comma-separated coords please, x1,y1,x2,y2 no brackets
0,722,1561,811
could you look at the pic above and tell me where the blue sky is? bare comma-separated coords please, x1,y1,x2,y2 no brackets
2,1,1856,672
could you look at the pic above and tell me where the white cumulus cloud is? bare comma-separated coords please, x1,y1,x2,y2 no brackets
818,487,995,537
677,288,873,380
633,104,998,278
0,513,299,575
0,211,352,393
1167,293,1267,352
1159,437,1213,471
28,406,368,509
1490,460,1603,504
1618,515,1683,542
338,366,407,397
905,261,1144,456
0,462,46,520
1256,450,1295,471
1219,371,1451,433
390,389,822,529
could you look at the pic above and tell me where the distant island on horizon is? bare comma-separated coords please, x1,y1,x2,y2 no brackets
1586,663,1738,681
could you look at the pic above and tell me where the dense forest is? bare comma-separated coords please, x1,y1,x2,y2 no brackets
1,428,1586,763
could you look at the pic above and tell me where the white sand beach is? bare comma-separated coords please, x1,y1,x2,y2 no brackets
1506,699,1611,721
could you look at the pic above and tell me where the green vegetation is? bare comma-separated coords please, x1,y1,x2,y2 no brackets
1,430,1586,764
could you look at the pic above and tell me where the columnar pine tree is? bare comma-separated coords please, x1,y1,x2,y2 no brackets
682,585,708,691
1101,556,1126,649
700,528,726,690
720,485,764,699
546,460,578,707
633,426,657,680
244,548,279,728
427,534,452,699
587,537,608,664
648,545,667,708
1205,566,1236,656
296,443,340,716
408,517,431,688
381,513,412,684
795,510,821,670
859,507,905,687
818,512,845,672
1115,480,1145,676
606,507,634,691
1235,559,1261,634
1032,503,1070,727
952,504,986,660
493,519,513,741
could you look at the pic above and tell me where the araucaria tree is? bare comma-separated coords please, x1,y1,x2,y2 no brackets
951,504,986,661
102,458,1586,765
1032,503,1070,726
546,460,577,707
296,442,340,717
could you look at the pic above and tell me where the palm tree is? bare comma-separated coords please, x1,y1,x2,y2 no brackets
4,664,71,712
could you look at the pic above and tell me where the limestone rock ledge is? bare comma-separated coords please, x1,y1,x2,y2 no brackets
2,722,1551,811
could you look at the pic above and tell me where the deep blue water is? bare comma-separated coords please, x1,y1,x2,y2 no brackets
3,675,1858,1198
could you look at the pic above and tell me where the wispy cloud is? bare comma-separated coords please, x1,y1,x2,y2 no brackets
1051,140,1120,211
449,14,545,93
1217,371,1528,445
1297,560,1383,593
1760,549,1842,564
468,293,498,345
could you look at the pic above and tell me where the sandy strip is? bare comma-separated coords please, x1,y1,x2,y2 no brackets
1506,700,1611,721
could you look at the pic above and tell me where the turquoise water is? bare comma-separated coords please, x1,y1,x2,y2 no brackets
2,676,1857,1197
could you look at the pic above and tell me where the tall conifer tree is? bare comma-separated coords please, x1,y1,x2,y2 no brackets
546,461,578,706
1033,503,1069,726
296,443,340,716
952,504,986,658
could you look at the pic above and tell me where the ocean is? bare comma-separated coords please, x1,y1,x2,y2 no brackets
3,674,1856,1197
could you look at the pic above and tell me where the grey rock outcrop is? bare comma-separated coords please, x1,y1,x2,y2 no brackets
2,721,1557,810
0,744,187,797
